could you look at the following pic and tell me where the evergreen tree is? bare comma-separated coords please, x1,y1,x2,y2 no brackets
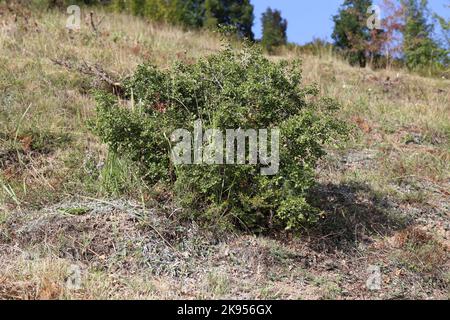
131,0,146,16
112,0,127,12
111,0,255,35
261,8,287,53
433,4,449,67
168,0,205,28
401,0,442,71
435,13,449,49
332,0,373,67
112,0,204,28
144,0,173,22
205,0,254,40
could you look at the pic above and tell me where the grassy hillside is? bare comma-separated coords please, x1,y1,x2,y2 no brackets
0,7,449,299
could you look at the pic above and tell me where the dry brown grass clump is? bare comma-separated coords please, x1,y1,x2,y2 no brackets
393,227,449,275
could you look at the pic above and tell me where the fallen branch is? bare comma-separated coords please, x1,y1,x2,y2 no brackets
51,58,125,97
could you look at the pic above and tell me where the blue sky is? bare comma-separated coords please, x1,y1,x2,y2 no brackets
252,0,450,44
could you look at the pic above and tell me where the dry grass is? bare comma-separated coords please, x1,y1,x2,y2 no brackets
0,254,168,300
392,227,448,275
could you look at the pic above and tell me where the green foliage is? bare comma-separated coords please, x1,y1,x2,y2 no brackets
131,0,146,16
261,7,288,54
332,0,373,67
204,0,254,40
170,0,205,28
402,0,448,73
434,11,450,50
59,207,91,216
110,0,254,33
112,0,127,12
92,44,347,231
434,11,450,70
110,0,204,28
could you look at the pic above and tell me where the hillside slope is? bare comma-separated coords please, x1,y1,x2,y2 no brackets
0,7,449,299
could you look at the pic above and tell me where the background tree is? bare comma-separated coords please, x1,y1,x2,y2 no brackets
435,12,449,48
433,3,449,68
261,7,288,53
112,0,204,28
112,0,127,12
366,28,387,67
380,0,406,68
131,0,146,16
110,0,256,35
332,0,373,67
205,0,254,40
171,0,205,28
401,0,442,71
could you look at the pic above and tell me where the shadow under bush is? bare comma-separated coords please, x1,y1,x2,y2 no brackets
306,182,411,253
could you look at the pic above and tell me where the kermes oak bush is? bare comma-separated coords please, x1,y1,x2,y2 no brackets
92,44,348,231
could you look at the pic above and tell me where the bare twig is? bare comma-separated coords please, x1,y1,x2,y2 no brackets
89,12,97,33
51,58,124,97
89,11,104,34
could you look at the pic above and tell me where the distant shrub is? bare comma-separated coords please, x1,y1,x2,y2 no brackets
92,44,347,231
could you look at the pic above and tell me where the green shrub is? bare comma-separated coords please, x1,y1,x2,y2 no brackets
92,44,347,231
